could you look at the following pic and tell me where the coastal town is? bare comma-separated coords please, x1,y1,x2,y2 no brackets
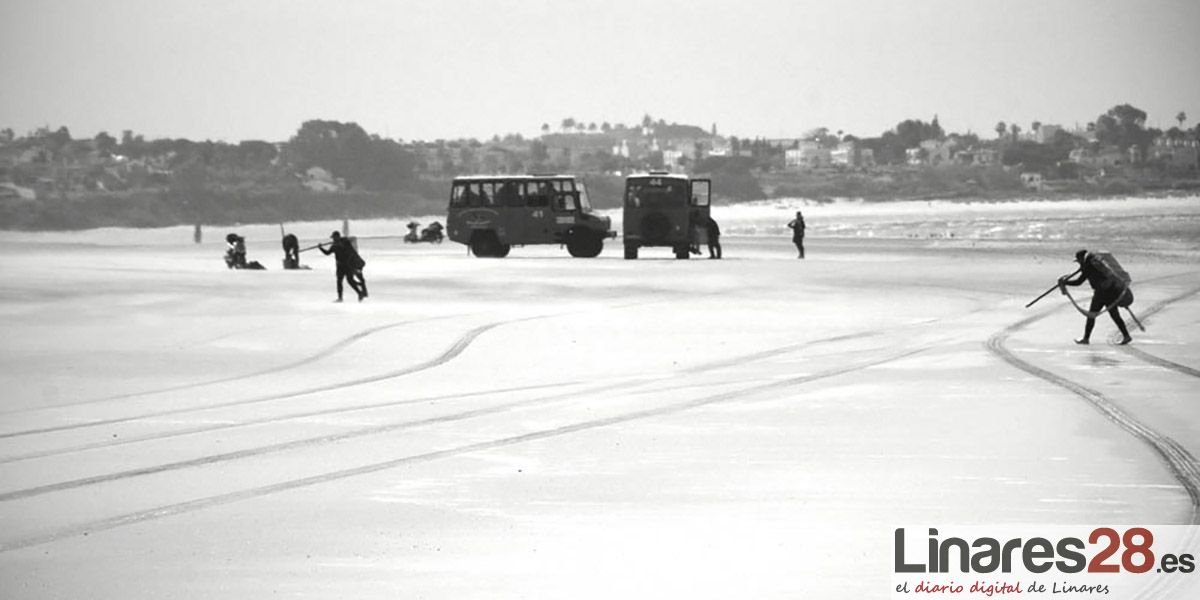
1,104,1197,229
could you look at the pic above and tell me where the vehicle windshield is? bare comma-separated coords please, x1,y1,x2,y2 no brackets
577,182,592,211
625,178,689,208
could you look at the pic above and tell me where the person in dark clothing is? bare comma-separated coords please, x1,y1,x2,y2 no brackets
688,210,703,255
1059,249,1132,345
282,233,301,269
319,231,367,302
223,233,265,269
787,211,806,258
225,233,247,269
705,215,722,259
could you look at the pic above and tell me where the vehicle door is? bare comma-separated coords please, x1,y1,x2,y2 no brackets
690,178,712,219
521,180,555,243
621,179,645,239
550,179,582,235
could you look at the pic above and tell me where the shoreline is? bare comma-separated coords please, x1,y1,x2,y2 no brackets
2,189,1198,234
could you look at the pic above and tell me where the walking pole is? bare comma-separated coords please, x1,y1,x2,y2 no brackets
1025,283,1061,308
1026,268,1079,308
1124,307,1146,332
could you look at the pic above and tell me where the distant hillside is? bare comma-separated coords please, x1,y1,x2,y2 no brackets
3,105,1198,230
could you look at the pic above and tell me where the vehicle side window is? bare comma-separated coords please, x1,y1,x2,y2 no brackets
451,183,468,206
497,181,521,207
474,182,494,206
526,181,550,208
556,192,578,212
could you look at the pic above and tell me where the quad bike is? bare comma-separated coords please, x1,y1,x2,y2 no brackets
405,221,444,243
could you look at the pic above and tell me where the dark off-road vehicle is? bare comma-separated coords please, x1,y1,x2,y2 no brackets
622,172,711,259
447,174,614,258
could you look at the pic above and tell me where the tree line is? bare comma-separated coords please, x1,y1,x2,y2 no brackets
2,103,1196,231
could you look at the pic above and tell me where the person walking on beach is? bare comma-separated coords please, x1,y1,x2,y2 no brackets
1058,249,1132,345
787,211,806,258
705,214,722,259
319,231,367,302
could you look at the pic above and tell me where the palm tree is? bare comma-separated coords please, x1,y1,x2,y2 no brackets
1177,111,1187,128
995,121,1007,139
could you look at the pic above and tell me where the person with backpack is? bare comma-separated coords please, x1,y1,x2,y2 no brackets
319,231,367,302
1059,249,1132,345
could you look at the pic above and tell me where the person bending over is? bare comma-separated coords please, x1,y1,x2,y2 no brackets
1059,249,1131,345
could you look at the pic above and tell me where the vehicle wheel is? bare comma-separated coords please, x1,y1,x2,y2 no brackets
567,230,603,258
494,243,511,258
674,245,690,260
624,243,638,260
470,232,500,257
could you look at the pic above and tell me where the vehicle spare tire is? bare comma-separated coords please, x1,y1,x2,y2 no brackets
640,212,671,243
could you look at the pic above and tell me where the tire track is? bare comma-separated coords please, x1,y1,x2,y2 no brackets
0,316,450,415
1112,285,1200,379
0,380,584,464
997,274,1200,600
0,329,918,497
682,330,879,374
1103,285,1200,600
0,345,925,552
1,292,990,463
0,296,687,440
0,268,982,440
1119,346,1200,379
0,320,506,440
985,290,1200,520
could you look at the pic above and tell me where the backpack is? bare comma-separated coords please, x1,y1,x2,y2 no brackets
1088,252,1131,287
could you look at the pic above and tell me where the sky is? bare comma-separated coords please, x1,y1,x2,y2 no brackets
2,0,1198,143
